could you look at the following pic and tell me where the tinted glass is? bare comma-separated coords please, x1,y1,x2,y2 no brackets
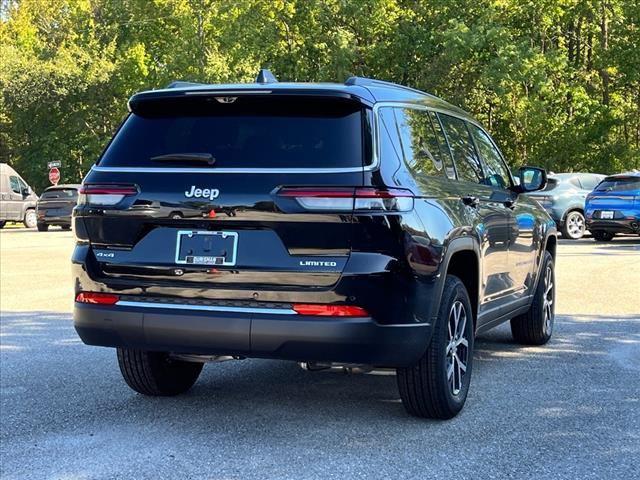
438,114,483,183
468,124,511,189
543,178,558,191
595,177,640,192
392,108,452,178
9,176,20,193
42,188,78,199
100,99,366,169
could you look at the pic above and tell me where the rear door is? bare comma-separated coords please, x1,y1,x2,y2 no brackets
77,93,370,291
39,188,78,217
437,114,513,307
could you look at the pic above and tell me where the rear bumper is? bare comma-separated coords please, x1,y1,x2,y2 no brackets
586,218,640,234
74,302,432,367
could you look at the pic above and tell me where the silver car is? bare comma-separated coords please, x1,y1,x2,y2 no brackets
527,173,605,239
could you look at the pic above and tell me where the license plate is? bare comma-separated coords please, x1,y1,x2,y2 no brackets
600,211,614,219
175,230,238,266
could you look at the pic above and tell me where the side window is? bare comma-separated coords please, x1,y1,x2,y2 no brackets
569,177,582,189
9,176,21,194
579,175,599,191
393,108,453,179
438,114,483,183
468,124,512,189
378,107,404,165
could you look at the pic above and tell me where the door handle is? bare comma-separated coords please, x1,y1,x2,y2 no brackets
461,196,480,208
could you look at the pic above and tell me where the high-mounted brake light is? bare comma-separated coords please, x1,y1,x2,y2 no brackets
75,292,120,305
292,304,369,317
78,184,138,206
278,187,413,212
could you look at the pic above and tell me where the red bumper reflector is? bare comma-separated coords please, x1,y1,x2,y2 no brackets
75,292,120,305
292,304,369,317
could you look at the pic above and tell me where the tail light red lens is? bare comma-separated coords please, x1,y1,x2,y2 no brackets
78,184,138,206
75,292,120,305
292,304,369,317
278,187,413,212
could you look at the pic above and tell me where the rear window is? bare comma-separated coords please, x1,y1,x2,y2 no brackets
41,188,77,199
99,97,369,169
595,177,640,192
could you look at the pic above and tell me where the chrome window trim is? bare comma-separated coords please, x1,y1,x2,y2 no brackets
116,300,297,315
372,102,515,186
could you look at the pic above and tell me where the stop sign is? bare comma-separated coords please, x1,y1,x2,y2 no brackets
48,167,60,185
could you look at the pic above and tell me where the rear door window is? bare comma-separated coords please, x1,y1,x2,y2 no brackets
391,108,454,179
438,114,484,183
579,175,601,191
99,98,368,169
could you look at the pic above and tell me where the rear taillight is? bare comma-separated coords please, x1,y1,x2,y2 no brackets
278,187,413,212
78,184,138,206
75,292,120,305
292,304,369,317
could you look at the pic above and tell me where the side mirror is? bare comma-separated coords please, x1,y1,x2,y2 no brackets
21,187,30,196
516,166,547,192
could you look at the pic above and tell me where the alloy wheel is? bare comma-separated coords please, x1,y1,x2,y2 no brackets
446,300,469,396
566,211,585,239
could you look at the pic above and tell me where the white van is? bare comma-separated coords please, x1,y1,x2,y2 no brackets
0,163,39,228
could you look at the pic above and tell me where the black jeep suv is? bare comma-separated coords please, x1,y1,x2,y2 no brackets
73,72,557,419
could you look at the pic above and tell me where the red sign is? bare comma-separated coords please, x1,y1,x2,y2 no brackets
48,167,60,185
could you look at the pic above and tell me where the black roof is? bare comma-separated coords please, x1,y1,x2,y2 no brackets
129,75,474,122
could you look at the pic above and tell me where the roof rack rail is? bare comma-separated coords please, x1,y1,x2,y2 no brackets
344,76,429,97
165,81,204,89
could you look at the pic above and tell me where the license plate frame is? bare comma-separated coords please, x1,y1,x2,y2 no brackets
600,210,614,220
174,230,238,266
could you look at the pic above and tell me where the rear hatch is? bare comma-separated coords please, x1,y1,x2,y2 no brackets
38,187,78,217
76,92,372,291
587,176,640,219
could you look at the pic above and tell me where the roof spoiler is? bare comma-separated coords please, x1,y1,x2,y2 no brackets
165,81,204,89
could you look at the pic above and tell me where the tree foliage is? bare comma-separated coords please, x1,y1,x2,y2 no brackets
1,0,638,191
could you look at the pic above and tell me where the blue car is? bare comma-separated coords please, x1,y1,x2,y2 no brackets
586,172,640,241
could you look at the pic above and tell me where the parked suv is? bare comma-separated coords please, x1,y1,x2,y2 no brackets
586,172,640,241
0,163,38,228
36,184,80,231
527,173,604,239
73,72,557,419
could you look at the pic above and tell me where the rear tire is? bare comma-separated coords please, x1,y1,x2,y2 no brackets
592,230,614,241
397,275,474,419
510,251,555,345
37,223,49,232
23,209,37,228
117,348,203,396
561,211,585,239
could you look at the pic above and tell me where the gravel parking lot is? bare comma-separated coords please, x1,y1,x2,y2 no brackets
1,228,639,479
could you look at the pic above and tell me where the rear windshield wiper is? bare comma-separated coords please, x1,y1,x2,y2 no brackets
150,153,216,165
